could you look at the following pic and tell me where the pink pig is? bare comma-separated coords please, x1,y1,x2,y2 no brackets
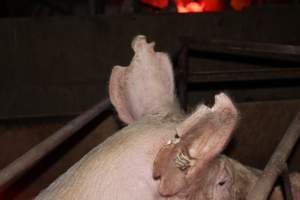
35,35,300,200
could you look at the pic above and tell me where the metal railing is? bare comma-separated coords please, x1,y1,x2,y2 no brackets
246,111,300,200
0,98,112,191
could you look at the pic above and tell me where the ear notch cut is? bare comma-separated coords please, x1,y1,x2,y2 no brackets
177,93,239,162
109,35,176,124
154,93,239,197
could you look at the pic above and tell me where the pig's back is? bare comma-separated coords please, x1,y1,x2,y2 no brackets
35,117,178,200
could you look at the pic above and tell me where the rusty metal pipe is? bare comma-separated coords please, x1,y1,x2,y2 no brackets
0,98,112,191
246,111,300,200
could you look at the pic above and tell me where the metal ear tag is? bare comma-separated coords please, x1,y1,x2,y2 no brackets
175,151,194,171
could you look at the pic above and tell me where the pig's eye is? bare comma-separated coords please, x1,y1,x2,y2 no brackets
218,180,226,186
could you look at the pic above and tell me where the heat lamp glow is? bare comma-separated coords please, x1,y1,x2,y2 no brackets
176,1,205,13
140,0,252,12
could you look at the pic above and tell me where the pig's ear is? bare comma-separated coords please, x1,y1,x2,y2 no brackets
178,93,239,169
155,93,239,196
109,65,134,124
109,35,176,124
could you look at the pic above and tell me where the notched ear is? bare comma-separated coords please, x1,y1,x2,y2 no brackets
109,35,177,124
178,93,239,162
153,93,239,197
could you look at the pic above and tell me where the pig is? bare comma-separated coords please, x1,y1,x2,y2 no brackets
35,35,299,200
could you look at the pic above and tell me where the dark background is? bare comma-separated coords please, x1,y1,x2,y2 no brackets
0,1,300,199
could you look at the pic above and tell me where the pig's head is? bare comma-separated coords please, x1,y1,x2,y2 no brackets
153,93,239,199
109,35,239,199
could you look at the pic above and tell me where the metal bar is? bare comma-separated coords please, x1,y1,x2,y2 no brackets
181,36,300,62
0,98,112,191
212,40,300,56
246,111,300,200
281,164,294,200
188,68,300,83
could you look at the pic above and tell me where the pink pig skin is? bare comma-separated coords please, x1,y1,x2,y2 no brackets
35,35,184,200
35,36,300,200
35,115,181,199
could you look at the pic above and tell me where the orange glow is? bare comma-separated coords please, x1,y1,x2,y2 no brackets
231,0,251,11
202,0,224,11
176,0,205,13
139,0,225,13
